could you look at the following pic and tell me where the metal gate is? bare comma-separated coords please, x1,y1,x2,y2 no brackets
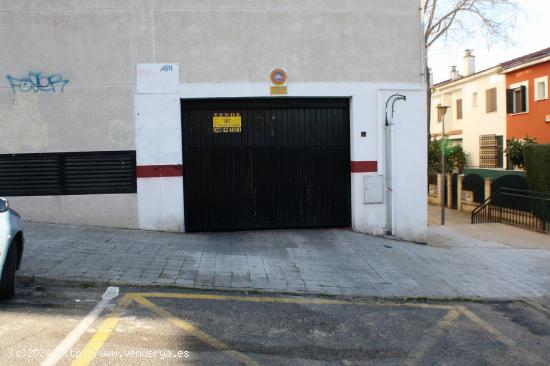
181,98,351,232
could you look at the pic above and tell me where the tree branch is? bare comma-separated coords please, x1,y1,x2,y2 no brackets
423,0,517,50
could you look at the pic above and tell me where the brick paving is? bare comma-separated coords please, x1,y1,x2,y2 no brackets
19,222,550,299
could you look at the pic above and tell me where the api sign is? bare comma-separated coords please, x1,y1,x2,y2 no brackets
136,63,180,94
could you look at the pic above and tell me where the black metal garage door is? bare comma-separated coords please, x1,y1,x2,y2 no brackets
181,98,351,232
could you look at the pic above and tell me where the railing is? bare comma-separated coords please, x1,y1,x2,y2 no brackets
472,188,550,233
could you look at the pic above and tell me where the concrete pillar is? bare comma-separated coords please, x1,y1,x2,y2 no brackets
457,175,464,211
437,173,443,206
446,173,453,209
484,178,493,200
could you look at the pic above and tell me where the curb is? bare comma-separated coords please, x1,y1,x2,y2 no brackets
18,274,516,303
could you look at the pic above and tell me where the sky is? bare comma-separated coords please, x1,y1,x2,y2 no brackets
429,0,549,83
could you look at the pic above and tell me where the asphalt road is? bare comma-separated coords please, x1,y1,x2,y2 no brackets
1,281,550,366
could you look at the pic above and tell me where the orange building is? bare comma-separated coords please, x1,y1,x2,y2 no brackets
503,47,550,143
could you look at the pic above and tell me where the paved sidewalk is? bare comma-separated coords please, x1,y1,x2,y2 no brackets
428,205,550,249
19,222,550,299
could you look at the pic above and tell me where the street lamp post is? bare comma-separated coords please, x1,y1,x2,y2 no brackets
436,105,450,226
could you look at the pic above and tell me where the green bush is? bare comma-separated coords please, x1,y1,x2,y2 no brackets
428,140,467,174
448,145,467,174
524,144,550,193
505,136,537,169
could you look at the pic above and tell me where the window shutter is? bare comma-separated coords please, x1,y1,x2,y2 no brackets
63,151,137,195
0,154,62,196
520,85,527,112
506,89,514,114
0,151,136,196
486,88,497,113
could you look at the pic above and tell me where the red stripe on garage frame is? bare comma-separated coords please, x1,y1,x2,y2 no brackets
136,165,183,178
136,162,376,178
351,161,378,173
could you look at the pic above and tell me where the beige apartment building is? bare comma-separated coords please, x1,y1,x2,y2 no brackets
431,51,507,168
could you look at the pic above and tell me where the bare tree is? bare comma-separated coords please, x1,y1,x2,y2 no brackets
423,0,517,50
422,0,518,138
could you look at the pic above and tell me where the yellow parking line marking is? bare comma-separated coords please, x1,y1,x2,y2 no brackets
130,292,456,309
458,305,549,364
71,294,134,366
522,299,550,318
133,295,261,366
131,292,524,348
70,291,521,366
457,306,515,347
404,309,461,366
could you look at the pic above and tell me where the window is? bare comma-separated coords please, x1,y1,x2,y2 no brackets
436,104,445,123
486,88,497,113
435,103,451,123
456,98,463,119
514,88,524,111
472,92,478,108
535,76,548,101
507,83,528,114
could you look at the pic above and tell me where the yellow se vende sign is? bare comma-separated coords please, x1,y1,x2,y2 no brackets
212,113,242,133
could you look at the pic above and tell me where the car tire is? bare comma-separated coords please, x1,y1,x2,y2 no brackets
0,244,17,300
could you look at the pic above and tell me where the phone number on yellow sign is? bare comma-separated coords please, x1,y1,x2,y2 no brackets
213,127,242,133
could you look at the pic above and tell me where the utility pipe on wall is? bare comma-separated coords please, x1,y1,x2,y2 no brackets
384,93,406,235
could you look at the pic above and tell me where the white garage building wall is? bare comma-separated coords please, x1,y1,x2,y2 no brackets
0,0,427,242
137,83,427,242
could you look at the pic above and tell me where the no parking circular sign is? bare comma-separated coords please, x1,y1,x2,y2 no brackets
269,67,288,95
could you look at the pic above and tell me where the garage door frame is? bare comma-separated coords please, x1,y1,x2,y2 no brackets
181,97,352,232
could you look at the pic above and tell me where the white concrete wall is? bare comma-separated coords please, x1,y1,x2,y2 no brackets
137,177,184,231
431,71,507,167
380,90,428,243
0,1,138,227
135,93,184,231
135,82,426,241
6,195,138,229
154,0,422,83
0,0,425,238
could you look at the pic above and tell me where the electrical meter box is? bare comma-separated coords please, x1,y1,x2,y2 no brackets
364,175,384,204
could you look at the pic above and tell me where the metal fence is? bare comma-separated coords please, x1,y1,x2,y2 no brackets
472,188,550,233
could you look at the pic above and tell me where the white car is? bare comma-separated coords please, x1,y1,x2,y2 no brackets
0,198,24,299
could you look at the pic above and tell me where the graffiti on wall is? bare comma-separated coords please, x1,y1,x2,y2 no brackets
6,72,69,94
